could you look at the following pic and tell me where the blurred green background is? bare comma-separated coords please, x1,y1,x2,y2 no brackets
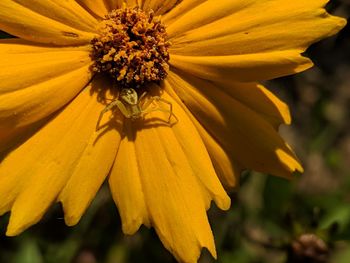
0,1,349,262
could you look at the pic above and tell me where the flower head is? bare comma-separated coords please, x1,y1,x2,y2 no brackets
91,7,170,87
0,0,346,262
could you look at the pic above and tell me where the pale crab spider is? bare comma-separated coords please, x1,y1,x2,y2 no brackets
96,88,177,130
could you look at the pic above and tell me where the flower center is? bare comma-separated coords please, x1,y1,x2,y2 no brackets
91,7,171,89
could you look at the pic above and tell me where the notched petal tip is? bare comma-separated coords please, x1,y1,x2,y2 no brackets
323,12,347,37
294,56,314,74
121,217,148,235
156,228,217,263
276,148,304,176
5,228,20,237
280,103,292,126
339,17,347,29
5,211,39,237
214,194,231,211
63,212,80,227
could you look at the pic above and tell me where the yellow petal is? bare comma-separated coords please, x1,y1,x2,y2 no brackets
167,70,303,179
170,51,313,82
0,41,93,151
59,78,122,227
0,118,47,156
170,5,345,56
0,0,96,45
162,89,230,210
103,0,120,10
167,0,346,81
162,0,207,26
110,89,230,262
12,0,99,32
142,0,178,15
169,90,230,210
154,0,179,15
76,0,109,18
1,79,120,236
126,0,142,7
0,40,92,95
141,0,157,10
109,121,150,235
164,80,242,190
214,80,291,128
194,122,243,190
166,0,249,37
132,123,216,262
164,77,291,188
167,0,345,40
104,0,140,10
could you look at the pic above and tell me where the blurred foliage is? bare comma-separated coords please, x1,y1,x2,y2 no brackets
0,1,350,263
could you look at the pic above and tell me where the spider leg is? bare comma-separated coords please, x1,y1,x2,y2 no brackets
140,94,154,110
139,91,147,103
153,96,178,123
96,99,131,130
96,100,119,130
141,96,177,123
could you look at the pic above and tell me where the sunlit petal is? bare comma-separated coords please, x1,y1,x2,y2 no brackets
1,79,120,235
0,0,96,45
0,40,93,151
167,70,303,179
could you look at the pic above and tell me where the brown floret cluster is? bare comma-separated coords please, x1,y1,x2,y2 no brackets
91,7,171,88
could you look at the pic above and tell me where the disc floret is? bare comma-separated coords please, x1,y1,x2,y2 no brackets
91,7,171,88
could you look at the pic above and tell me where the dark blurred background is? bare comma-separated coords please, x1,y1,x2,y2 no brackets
0,1,349,262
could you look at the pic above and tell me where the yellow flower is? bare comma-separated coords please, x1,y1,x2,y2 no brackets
0,0,345,262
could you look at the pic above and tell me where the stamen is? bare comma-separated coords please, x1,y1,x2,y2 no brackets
91,7,171,89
